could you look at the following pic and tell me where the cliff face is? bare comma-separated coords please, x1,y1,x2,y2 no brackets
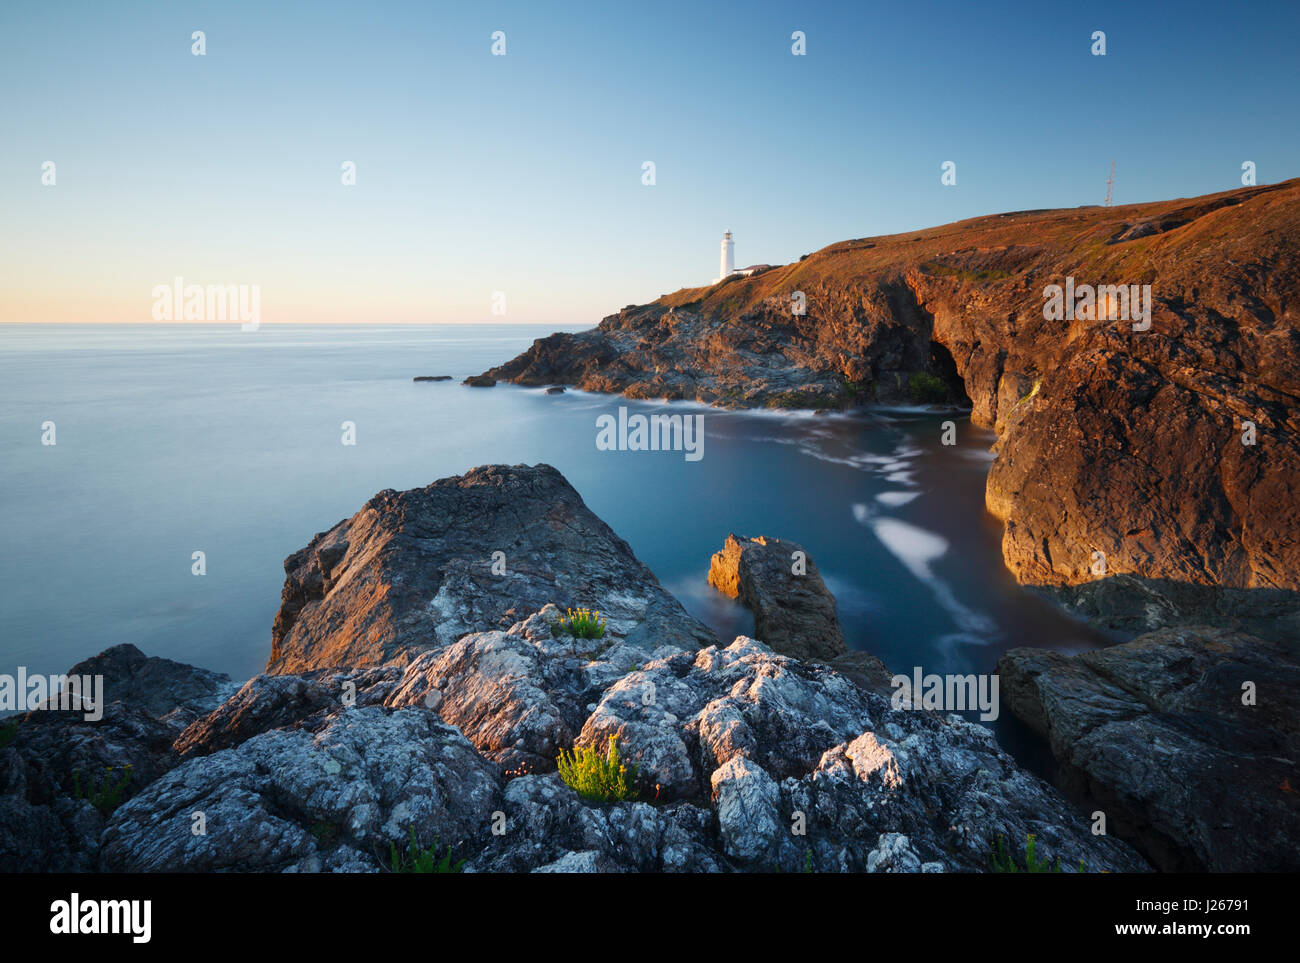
485,180,1300,591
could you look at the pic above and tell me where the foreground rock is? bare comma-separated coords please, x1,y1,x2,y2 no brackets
268,464,715,673
0,645,234,872
483,180,1300,593
99,632,1145,873
103,707,500,872
999,626,1300,871
4,468,1151,873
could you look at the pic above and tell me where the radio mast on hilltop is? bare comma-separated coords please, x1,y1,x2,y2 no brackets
1105,160,1115,207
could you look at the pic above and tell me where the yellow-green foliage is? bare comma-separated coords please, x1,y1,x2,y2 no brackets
557,735,638,803
920,261,1012,282
909,372,948,403
555,607,606,639
1016,378,1043,407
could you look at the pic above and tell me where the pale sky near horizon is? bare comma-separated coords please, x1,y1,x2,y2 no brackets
2,0,1298,325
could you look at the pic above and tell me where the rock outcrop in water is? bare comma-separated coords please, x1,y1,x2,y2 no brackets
707,534,847,660
998,626,1300,872
2,466,1149,873
481,180,1300,595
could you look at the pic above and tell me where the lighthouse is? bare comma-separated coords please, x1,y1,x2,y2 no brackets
715,230,735,284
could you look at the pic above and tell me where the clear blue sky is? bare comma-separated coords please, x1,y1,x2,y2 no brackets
2,0,1297,323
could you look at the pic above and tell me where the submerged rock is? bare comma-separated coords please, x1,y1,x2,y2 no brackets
1041,574,1300,645
999,626,1300,871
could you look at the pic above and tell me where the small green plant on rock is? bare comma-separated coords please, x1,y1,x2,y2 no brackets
557,735,638,803
908,372,948,403
1016,378,1043,407
989,833,1085,873
841,379,870,403
554,606,607,639
72,764,133,817
389,824,465,873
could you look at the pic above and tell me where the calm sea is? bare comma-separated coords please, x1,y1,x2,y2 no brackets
0,323,1110,767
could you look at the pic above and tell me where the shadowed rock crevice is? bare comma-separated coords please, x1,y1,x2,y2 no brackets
998,626,1300,872
929,340,970,404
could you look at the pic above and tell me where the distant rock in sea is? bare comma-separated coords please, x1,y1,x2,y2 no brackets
413,375,452,382
707,533,892,692
462,374,496,387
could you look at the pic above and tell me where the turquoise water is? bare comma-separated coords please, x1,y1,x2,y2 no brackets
0,323,1109,765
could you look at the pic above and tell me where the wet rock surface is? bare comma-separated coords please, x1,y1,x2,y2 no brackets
1040,574,1300,645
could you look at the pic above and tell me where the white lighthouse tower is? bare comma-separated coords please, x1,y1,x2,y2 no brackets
714,230,735,284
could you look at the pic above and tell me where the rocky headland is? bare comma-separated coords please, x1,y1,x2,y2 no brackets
471,182,1300,870
2,465,1154,873
5,184,1297,874
481,180,1300,601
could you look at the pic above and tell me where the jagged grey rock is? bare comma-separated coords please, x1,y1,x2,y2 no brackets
999,625,1300,871
0,644,236,872
102,707,502,873
268,464,716,673
4,466,1166,874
